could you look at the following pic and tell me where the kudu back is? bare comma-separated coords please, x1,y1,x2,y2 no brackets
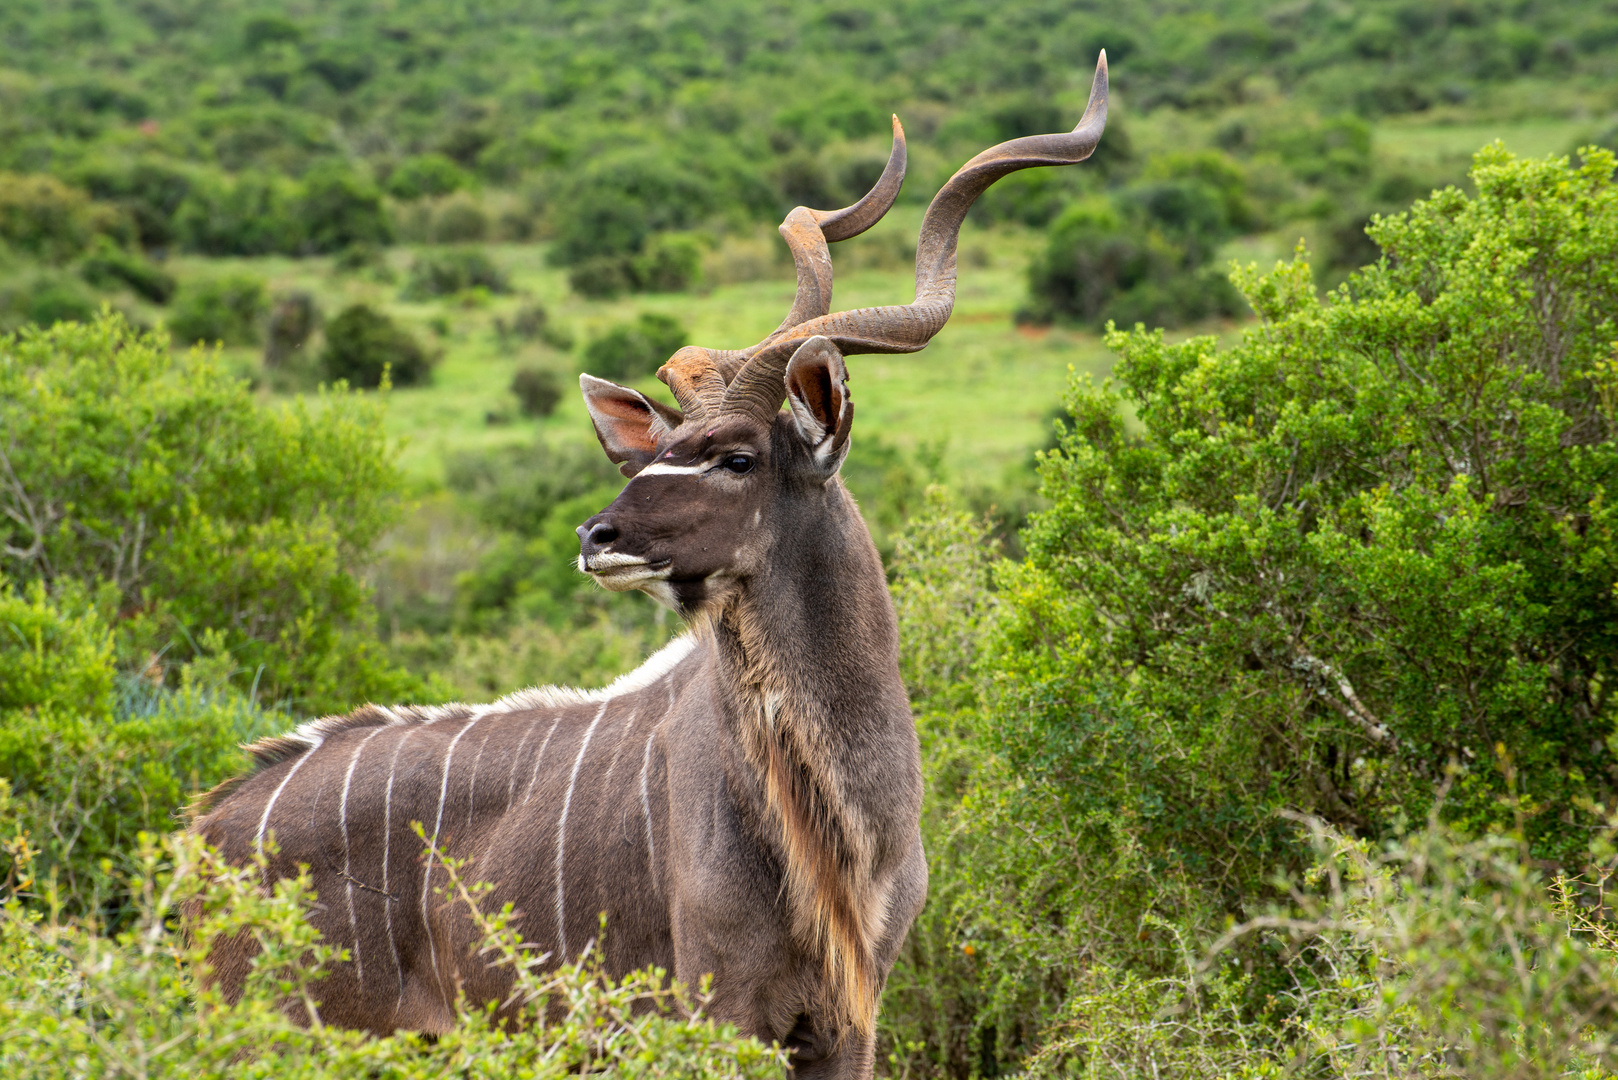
193,55,1108,1078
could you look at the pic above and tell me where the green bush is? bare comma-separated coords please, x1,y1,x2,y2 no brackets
511,365,562,418
173,171,302,256
431,193,490,242
321,303,432,387
0,313,423,713
580,312,687,380
401,247,510,299
568,232,704,298
166,274,266,345
294,162,392,254
69,155,195,250
386,152,470,199
78,240,176,303
0,578,284,915
878,146,1618,1078
496,302,574,349
0,172,129,263
0,274,97,330
1023,180,1247,329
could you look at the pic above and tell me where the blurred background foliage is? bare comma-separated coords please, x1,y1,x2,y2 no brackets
5,0,1618,1075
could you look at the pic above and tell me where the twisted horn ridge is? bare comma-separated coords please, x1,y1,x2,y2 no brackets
719,51,1109,423
656,120,907,421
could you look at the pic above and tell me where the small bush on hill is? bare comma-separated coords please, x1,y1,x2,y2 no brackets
431,192,490,242
167,274,266,345
580,312,687,380
0,172,129,262
496,302,574,350
173,171,302,256
296,162,392,254
77,240,176,303
0,274,97,330
386,152,470,199
569,232,704,297
511,366,562,418
1023,179,1247,329
402,247,509,299
321,302,432,388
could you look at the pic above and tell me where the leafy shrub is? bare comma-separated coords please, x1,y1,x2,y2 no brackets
0,313,422,713
296,162,392,254
431,192,490,242
69,155,194,250
0,274,97,329
0,172,129,262
569,232,704,297
0,578,283,916
568,256,634,299
496,302,574,349
511,366,562,418
174,171,302,256
580,312,687,380
878,146,1618,1078
386,152,471,199
321,302,432,387
77,240,176,303
0,829,788,1079
401,247,510,299
167,274,266,345
1023,182,1247,329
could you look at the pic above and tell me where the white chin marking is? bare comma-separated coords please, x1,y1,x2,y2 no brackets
643,580,680,610
633,461,705,478
594,567,669,593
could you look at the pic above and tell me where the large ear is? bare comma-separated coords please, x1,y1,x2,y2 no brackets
784,336,853,475
580,374,683,476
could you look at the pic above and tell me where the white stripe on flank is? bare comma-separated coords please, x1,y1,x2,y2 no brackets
520,715,565,805
506,717,542,806
255,746,316,858
422,717,479,1001
383,729,413,1018
602,708,636,786
464,727,493,833
632,461,706,478
339,727,387,987
555,702,608,959
638,732,658,894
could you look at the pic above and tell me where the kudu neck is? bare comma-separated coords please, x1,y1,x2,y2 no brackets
711,474,905,734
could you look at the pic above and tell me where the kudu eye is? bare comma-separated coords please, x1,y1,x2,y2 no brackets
721,454,755,475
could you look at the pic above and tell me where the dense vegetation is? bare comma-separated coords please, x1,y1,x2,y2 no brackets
5,0,1618,1075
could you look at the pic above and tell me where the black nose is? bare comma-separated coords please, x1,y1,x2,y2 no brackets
577,517,619,557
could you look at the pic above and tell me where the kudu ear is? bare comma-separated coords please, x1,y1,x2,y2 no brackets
784,336,853,476
580,374,683,477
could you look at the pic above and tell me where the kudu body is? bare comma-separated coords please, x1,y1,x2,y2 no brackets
193,55,1108,1078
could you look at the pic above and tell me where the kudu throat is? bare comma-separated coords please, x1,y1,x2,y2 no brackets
707,480,910,1035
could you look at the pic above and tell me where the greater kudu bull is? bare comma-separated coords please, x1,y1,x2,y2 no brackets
193,54,1108,1078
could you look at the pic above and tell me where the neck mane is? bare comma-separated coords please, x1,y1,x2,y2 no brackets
703,474,914,1036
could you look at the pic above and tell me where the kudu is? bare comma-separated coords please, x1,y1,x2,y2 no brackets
193,53,1108,1078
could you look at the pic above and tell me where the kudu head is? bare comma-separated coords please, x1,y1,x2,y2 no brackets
576,54,1108,615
